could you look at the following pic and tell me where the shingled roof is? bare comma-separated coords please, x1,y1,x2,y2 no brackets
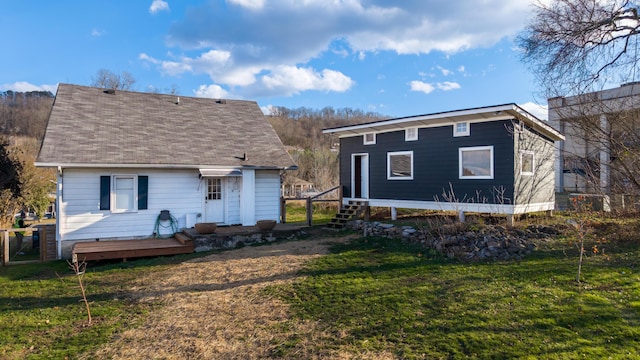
36,84,296,169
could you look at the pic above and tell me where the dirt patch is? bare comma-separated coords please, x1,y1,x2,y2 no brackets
83,234,392,359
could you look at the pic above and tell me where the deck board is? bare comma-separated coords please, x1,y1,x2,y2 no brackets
72,238,194,261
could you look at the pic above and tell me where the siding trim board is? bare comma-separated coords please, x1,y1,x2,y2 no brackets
347,197,555,215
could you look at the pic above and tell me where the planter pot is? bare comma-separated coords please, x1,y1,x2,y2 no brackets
256,220,276,231
195,222,217,234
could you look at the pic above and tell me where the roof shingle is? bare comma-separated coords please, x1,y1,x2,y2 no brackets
37,84,296,169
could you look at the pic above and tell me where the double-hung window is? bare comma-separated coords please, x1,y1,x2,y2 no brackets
459,146,494,179
387,151,413,180
100,175,148,212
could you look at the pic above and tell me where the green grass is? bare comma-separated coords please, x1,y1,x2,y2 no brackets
284,202,337,224
0,254,202,359
3,214,640,359
270,232,640,358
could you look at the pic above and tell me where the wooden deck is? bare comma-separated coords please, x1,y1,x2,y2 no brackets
72,237,194,262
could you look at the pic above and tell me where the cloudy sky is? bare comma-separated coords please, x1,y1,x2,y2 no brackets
1,0,549,119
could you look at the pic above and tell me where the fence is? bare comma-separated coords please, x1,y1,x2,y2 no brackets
281,186,342,226
1,224,56,266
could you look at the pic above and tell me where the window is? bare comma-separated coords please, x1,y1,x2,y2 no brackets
459,146,494,179
405,127,418,141
387,151,413,180
521,151,535,175
454,122,470,137
363,133,376,145
100,175,148,212
207,178,222,200
114,176,135,211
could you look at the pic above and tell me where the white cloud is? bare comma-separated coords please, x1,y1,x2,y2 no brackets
409,81,435,94
410,80,460,94
0,82,57,93
146,1,531,97
438,66,452,76
260,66,354,96
193,84,230,99
519,102,549,121
149,0,169,14
228,0,265,10
437,82,461,91
260,104,276,115
91,29,105,37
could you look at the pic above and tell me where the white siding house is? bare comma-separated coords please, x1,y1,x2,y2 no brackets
36,84,296,258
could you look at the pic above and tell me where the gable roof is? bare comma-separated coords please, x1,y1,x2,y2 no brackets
323,103,564,141
36,84,296,170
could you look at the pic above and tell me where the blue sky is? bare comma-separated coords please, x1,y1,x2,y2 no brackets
1,0,549,119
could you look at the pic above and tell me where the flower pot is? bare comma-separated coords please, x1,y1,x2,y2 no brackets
194,222,217,234
256,220,276,231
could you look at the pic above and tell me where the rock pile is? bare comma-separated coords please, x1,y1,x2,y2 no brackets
347,220,559,261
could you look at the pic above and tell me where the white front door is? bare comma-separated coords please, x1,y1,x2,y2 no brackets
204,178,225,223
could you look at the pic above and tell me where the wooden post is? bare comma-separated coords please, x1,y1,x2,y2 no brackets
391,207,397,220
280,197,287,224
306,197,313,227
2,230,8,266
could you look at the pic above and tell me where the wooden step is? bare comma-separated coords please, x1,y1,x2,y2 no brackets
174,232,193,245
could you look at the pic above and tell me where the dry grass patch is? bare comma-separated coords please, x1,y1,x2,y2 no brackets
84,235,384,359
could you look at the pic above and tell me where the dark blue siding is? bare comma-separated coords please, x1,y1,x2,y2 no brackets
339,120,515,204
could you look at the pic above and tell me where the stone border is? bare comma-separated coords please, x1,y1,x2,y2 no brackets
347,220,560,261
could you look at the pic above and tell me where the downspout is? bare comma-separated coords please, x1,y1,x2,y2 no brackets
56,167,62,259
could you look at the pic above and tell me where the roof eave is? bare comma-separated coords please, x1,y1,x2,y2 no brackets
35,162,297,170
323,104,565,141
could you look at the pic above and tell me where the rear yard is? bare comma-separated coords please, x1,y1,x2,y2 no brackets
1,214,639,359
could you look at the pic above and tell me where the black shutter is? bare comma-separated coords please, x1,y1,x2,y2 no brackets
99,176,110,210
138,176,148,210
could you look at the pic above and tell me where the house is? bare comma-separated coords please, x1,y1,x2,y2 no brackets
323,104,564,224
548,83,640,209
35,84,296,259
281,176,315,198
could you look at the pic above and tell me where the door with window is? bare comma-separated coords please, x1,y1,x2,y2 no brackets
204,178,225,223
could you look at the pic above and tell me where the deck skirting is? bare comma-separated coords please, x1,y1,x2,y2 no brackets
72,238,194,262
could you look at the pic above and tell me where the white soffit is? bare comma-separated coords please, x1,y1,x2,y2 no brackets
199,168,242,177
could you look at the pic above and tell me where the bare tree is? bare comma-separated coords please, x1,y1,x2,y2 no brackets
518,0,640,96
520,0,640,209
550,90,640,202
90,69,136,90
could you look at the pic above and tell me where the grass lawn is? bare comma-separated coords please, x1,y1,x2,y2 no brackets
0,254,200,359
269,218,640,359
284,201,338,225
1,213,639,358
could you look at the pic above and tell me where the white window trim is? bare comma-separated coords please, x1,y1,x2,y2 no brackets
387,151,414,180
112,174,138,213
459,146,494,179
405,127,418,141
520,150,535,176
363,133,376,145
453,122,470,137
